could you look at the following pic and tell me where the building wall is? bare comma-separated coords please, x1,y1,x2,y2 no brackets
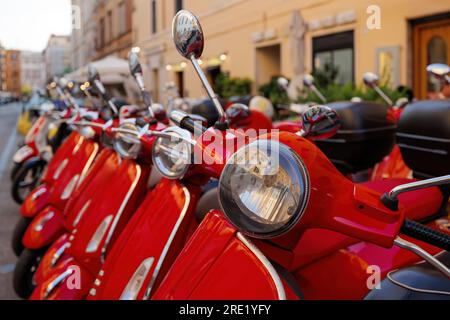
44,35,72,81
133,0,450,101
71,0,98,69
3,50,21,96
20,51,46,91
94,0,134,60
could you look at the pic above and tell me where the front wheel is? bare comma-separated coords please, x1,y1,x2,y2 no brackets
13,248,47,299
11,161,45,204
11,217,32,256
10,162,22,181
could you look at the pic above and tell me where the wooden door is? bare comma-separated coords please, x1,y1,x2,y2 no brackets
413,18,450,99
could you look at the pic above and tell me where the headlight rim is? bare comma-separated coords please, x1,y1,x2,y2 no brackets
218,139,311,239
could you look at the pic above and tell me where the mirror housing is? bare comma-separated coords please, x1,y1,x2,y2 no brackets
172,10,204,59
363,72,380,88
300,105,340,141
427,63,450,84
277,77,289,92
303,74,315,88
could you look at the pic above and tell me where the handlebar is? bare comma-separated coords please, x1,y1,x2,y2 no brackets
170,110,207,134
401,219,450,251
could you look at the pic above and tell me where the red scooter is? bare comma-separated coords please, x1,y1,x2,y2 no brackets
12,67,133,299
150,11,450,301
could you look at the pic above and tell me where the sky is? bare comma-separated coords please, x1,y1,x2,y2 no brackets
0,0,72,52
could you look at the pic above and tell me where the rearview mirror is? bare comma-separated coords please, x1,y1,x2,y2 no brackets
363,72,380,88
303,74,315,88
172,10,204,59
427,63,450,84
277,77,289,91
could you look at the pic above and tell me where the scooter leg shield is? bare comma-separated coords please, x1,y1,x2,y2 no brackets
20,185,51,218
22,207,65,250
31,259,94,300
33,234,71,285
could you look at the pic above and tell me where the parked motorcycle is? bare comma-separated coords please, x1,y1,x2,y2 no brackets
149,10,450,301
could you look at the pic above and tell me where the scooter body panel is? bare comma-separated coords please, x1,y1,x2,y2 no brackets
89,179,201,300
33,234,72,285
153,211,288,300
19,132,100,219
22,206,65,249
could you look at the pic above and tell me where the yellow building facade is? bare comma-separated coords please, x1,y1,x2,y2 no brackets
132,0,450,101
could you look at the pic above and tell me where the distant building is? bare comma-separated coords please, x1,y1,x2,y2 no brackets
2,50,22,96
21,51,46,92
133,0,450,100
94,0,134,60
71,0,98,69
0,44,5,91
43,34,72,81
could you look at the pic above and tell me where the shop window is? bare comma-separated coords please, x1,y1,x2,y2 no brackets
313,31,354,85
175,0,183,13
151,0,157,34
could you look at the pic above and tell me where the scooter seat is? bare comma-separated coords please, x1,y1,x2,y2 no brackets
362,178,444,221
364,251,450,300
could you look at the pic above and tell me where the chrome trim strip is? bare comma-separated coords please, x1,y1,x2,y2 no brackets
397,132,450,143
143,187,191,300
77,142,99,187
237,232,286,300
72,136,85,155
100,164,142,263
397,143,447,155
394,237,450,278
120,257,155,300
44,268,74,299
51,242,70,267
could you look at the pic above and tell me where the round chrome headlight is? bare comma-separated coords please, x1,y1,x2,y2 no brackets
113,123,142,160
152,127,192,179
219,140,310,239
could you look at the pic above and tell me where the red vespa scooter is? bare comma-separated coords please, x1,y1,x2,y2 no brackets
149,11,450,301
28,55,169,300
12,82,107,257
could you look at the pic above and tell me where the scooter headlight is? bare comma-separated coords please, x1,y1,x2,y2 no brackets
152,127,192,179
113,123,142,160
219,140,310,239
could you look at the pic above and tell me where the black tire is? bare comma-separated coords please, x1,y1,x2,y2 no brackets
11,162,45,205
10,162,22,181
13,248,47,299
11,217,32,257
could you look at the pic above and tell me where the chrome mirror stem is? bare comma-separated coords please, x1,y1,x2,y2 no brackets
373,85,393,106
394,237,450,278
189,55,228,126
310,85,327,104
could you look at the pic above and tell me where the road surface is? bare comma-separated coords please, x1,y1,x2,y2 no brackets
0,102,23,300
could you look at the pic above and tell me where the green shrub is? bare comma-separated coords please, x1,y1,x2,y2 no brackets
215,72,253,99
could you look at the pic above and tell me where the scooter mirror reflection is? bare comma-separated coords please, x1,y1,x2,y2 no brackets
277,77,289,91
303,74,315,88
427,63,450,83
363,72,380,88
128,52,143,81
300,105,340,141
172,10,204,60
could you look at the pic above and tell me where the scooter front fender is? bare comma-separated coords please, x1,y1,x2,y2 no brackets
23,207,65,250
34,234,71,285
31,258,94,300
20,185,51,218
153,211,294,300
13,145,37,164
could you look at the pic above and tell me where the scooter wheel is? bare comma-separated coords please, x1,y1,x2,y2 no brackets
13,248,46,299
11,162,44,205
11,217,32,257
10,162,22,181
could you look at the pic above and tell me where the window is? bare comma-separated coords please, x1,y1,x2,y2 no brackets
175,0,183,13
118,2,127,35
107,10,113,42
151,0,157,34
313,31,354,85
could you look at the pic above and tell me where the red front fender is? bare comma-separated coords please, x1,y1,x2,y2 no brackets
20,185,51,218
22,207,66,250
153,211,295,300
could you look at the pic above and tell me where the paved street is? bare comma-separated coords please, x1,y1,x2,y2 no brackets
0,103,23,300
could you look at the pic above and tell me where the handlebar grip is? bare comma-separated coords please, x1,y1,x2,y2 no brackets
180,116,207,134
401,219,450,251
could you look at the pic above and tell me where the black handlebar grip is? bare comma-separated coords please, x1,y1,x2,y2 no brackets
180,116,207,134
401,219,450,251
